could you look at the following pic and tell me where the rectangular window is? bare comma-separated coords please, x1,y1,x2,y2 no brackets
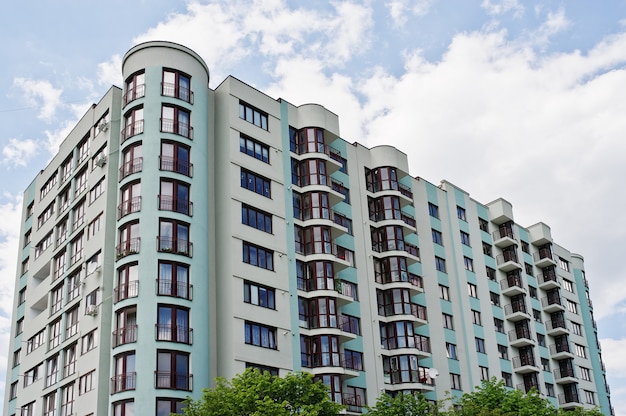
480,366,489,381
159,179,192,215
87,213,103,239
79,370,96,395
158,261,191,300
482,242,492,256
161,105,192,138
26,329,45,354
460,231,470,246
65,307,79,339
475,337,486,353
446,343,458,359
537,334,546,347
242,204,272,233
241,168,271,198
502,372,512,387
574,344,587,358
521,240,530,253
494,318,504,333
162,69,192,103
89,177,106,203
49,319,62,349
158,218,192,256
244,281,275,309
467,283,478,298
584,390,595,405
40,173,58,199
63,343,77,377
343,314,361,335
75,168,88,195
490,291,500,307
242,241,274,270
558,257,570,271
456,206,466,221
571,321,582,336
443,313,454,330
435,256,446,273
529,286,537,299
472,310,482,325
81,329,98,354
16,318,24,336
450,373,462,390
567,300,578,314
464,256,474,272
239,101,268,130
486,266,496,281
479,217,489,232
157,305,191,344
545,383,555,397
37,202,55,228
439,284,450,301
525,262,533,275
431,229,443,245
344,349,364,371
9,381,18,400
244,321,277,349
498,344,508,359
240,134,270,163
533,309,542,323
579,366,591,381
428,202,439,218
245,362,279,376
77,135,90,163
35,231,53,258
72,199,86,229
563,279,574,293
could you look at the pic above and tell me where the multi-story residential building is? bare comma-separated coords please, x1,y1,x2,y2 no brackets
4,41,613,416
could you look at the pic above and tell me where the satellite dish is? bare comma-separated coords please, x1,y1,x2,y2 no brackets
428,368,439,379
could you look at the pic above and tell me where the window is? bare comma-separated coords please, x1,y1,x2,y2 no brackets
162,69,192,102
431,229,443,245
291,159,329,187
159,179,192,215
24,363,42,386
563,279,574,293
439,284,450,301
22,401,36,416
70,233,84,265
79,370,95,395
460,231,470,246
574,343,587,358
65,306,79,339
82,330,97,354
244,281,275,309
344,349,364,371
43,392,57,416
120,142,143,179
490,291,501,307
567,300,578,314
467,283,478,298
243,241,274,270
157,398,186,416
124,70,145,104
584,390,596,405
435,256,446,273
502,372,513,387
529,286,537,299
579,366,592,381
343,314,361,335
158,261,191,299
67,272,81,302
35,231,53,258
116,263,139,303
113,400,135,416
26,329,45,353
533,309,542,322
558,257,570,271
75,167,88,195
239,100,268,129
486,266,496,281
428,202,439,218
46,355,60,387
498,344,508,359
72,198,86,229
89,177,105,203
464,256,474,272
472,310,482,325
480,366,489,381
545,383,555,397
479,217,489,232
482,242,492,256
571,321,582,336
21,257,29,274
240,134,270,163
524,262,533,276
18,287,26,305
450,373,462,390
457,206,466,221
329,152,347,173
63,343,77,377
9,381,17,400
16,318,24,336
157,305,191,344
156,350,191,390
49,318,62,349
87,212,103,239
521,240,530,253
113,352,136,392
161,105,192,138
244,321,277,349
443,313,454,330
160,141,192,176
241,168,271,197
40,173,57,199
158,219,192,256
476,337,486,353
494,318,504,333
61,157,72,183
446,343,458,359
537,334,546,347
242,204,272,233
37,202,55,228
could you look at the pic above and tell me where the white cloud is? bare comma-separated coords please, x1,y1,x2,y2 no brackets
481,0,524,18
1,138,39,168
13,78,63,122
98,54,123,88
386,0,433,27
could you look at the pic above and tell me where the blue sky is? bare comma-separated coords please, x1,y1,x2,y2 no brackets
1,0,625,413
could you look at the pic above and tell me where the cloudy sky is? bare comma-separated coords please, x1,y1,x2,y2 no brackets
1,0,625,413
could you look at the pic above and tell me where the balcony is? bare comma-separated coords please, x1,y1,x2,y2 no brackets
111,372,136,393
492,228,518,248
156,324,193,344
342,393,363,414
496,250,521,272
119,157,143,181
114,281,139,303
121,120,144,143
157,237,193,257
161,118,193,139
112,325,138,348
161,82,193,104
159,156,193,177
553,367,577,384
558,390,581,408
508,328,535,348
512,355,539,374
537,269,560,289
549,342,574,359
155,371,192,391
541,295,565,313
158,196,193,216
378,303,427,325
545,319,569,336
516,382,541,395
116,238,140,259
118,197,142,219
374,271,424,294
301,352,360,378
533,248,556,268
156,279,193,300
123,84,145,106
366,180,413,201
504,301,530,322
500,275,526,297
369,208,416,230
383,366,436,391
381,336,431,357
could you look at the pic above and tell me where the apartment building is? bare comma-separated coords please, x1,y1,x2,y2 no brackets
4,41,613,416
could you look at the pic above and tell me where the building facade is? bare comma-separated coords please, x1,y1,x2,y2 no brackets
4,41,613,416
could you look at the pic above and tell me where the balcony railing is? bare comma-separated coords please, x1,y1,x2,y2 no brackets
549,342,572,355
111,372,136,393
160,118,193,139
156,279,192,300
554,367,576,380
123,84,145,106
558,390,580,405
493,227,515,241
541,295,563,309
378,303,427,321
342,393,363,413
118,196,142,219
375,271,423,289
158,196,193,216
157,237,193,257
546,318,568,332
159,156,193,177
381,336,431,353
500,275,525,292
119,157,143,180
516,382,541,394
112,325,138,347
508,328,533,343
533,247,554,263
367,181,413,199
156,324,193,344
121,120,144,143
512,355,536,369
538,269,558,286
155,371,192,391
114,281,139,303
496,250,519,266
116,238,140,259
504,301,528,316
161,82,193,103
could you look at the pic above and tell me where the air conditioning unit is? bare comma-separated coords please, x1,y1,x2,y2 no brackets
94,156,107,167
86,305,98,316
98,121,109,132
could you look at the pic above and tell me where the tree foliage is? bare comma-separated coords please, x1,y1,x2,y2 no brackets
181,368,344,416
366,391,443,415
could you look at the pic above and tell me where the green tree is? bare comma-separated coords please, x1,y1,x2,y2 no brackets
182,368,344,416
366,391,443,415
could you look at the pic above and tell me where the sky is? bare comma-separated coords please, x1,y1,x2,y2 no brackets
1,0,625,413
